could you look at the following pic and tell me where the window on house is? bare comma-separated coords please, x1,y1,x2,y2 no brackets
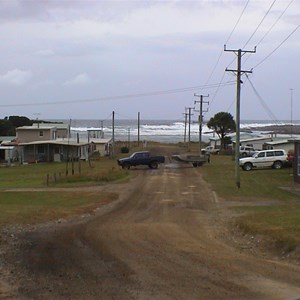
39,131,44,137
37,145,45,154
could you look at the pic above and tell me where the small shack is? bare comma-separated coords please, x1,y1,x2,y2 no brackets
0,145,16,164
89,138,112,157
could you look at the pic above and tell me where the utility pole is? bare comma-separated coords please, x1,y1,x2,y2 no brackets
101,120,104,138
127,127,130,150
138,112,140,146
225,45,256,189
183,110,188,145
112,111,115,157
194,94,209,155
290,88,294,137
186,106,194,151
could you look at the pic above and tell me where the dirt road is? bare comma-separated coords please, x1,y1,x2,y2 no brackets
1,162,300,299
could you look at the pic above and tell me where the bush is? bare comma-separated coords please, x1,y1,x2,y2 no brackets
121,146,129,153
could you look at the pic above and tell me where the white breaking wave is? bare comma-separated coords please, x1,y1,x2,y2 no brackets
68,119,300,143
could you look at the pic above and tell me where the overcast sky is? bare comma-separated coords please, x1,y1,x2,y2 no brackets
0,0,299,122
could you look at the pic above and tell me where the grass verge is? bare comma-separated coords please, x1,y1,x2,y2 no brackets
0,191,118,225
201,155,300,255
0,157,130,188
0,156,128,228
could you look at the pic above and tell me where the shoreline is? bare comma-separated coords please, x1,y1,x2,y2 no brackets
249,124,300,135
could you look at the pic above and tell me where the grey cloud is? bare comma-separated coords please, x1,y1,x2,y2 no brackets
0,69,32,86
0,0,156,23
63,73,91,86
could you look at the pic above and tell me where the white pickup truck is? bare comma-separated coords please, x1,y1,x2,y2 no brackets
201,145,220,155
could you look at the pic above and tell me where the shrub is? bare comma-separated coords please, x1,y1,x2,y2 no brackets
121,146,129,153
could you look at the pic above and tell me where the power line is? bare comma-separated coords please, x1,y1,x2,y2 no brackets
227,0,276,69
0,81,235,108
253,24,300,69
255,0,294,48
205,0,250,85
243,0,277,48
207,70,228,109
225,0,250,45
246,74,280,123
243,0,295,65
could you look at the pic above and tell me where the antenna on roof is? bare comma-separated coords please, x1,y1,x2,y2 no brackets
33,112,41,128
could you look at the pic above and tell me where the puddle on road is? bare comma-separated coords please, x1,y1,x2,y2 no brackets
181,191,199,195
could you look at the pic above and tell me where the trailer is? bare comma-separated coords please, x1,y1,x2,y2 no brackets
171,154,209,167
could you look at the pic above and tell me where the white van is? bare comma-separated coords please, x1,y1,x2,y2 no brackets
239,149,288,171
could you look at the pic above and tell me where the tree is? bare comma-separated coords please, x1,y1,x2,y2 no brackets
0,119,13,136
0,116,33,136
207,112,236,149
8,116,32,128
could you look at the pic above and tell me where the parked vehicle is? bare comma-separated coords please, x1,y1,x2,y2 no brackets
239,149,288,171
201,145,220,155
117,151,165,169
171,154,209,167
240,145,257,157
287,149,294,166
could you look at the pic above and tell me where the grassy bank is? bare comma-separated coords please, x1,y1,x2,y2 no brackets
0,155,130,227
202,155,300,255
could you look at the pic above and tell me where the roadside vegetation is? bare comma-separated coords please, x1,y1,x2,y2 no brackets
0,155,130,227
0,156,130,189
202,154,300,255
0,191,118,225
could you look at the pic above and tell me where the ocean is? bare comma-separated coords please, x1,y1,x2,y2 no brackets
52,119,300,144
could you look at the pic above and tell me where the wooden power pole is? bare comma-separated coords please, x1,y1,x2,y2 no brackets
225,46,256,188
194,94,209,155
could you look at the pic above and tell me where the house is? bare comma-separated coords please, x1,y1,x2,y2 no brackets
264,138,295,153
0,145,16,164
89,138,112,157
209,132,272,150
14,123,87,163
10,123,112,163
16,123,69,143
87,129,104,140
86,129,111,157
0,136,18,163
231,134,273,150
18,138,90,163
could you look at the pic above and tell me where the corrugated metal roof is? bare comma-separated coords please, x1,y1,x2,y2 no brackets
17,123,69,130
265,139,293,145
89,138,112,144
19,139,89,146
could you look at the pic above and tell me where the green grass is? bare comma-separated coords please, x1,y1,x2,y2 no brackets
0,155,128,227
234,205,300,252
202,155,296,201
0,190,118,225
0,157,130,188
201,155,300,254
